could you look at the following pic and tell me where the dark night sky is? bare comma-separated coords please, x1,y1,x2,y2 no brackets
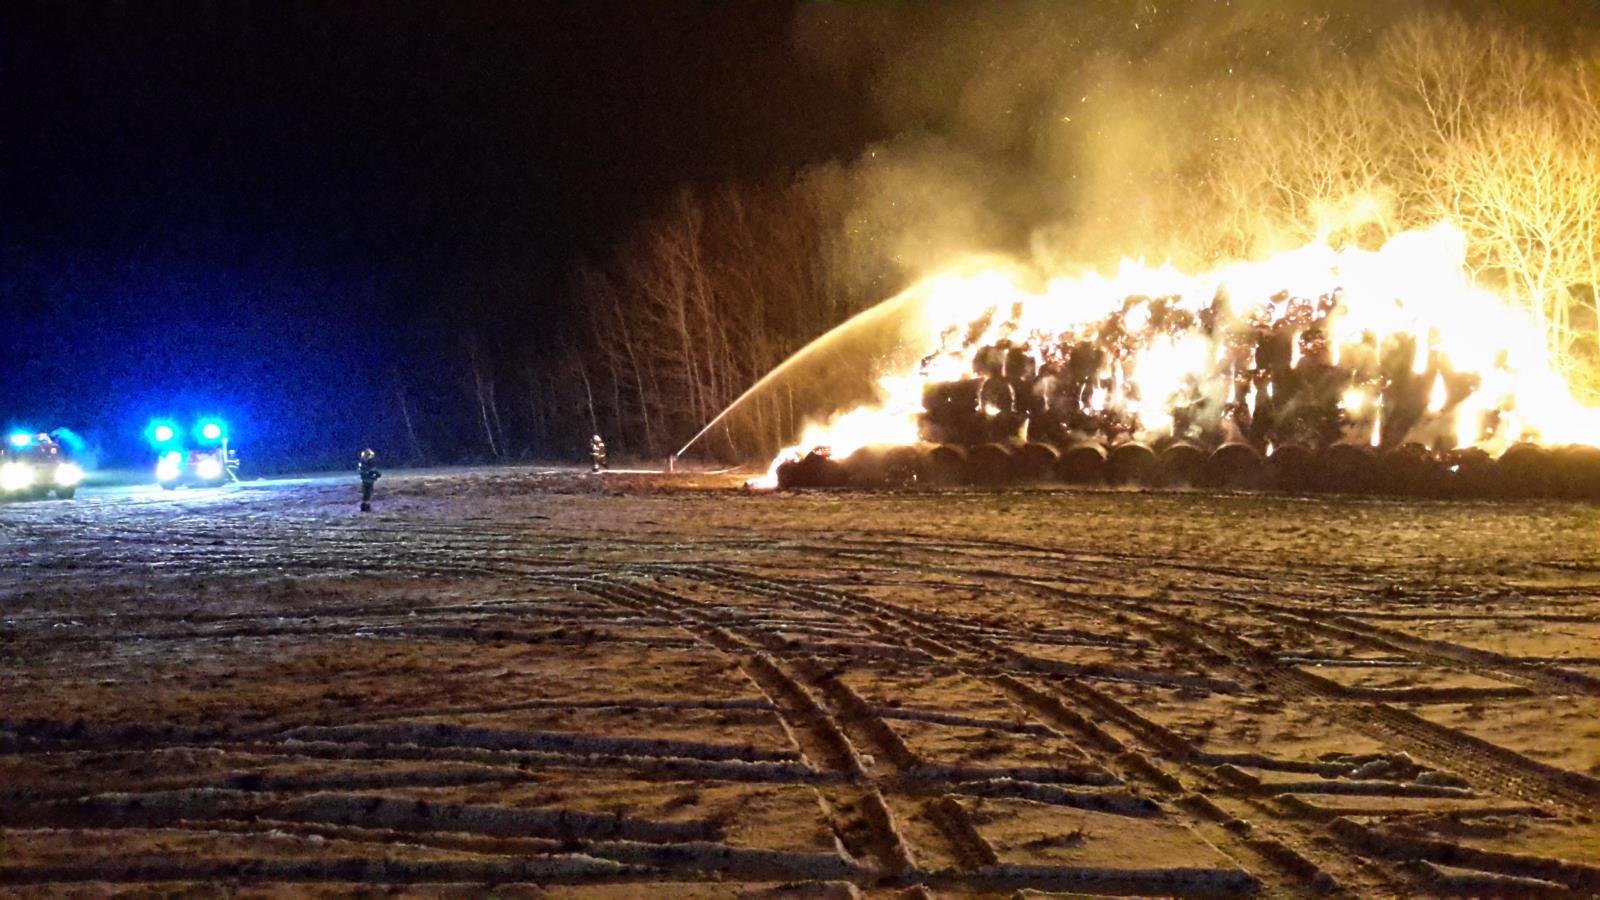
0,1,878,466
4,1,1586,469
5,2,873,274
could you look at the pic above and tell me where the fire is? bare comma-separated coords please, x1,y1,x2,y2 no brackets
756,223,1600,486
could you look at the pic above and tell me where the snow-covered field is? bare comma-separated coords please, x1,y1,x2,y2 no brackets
3,467,1598,896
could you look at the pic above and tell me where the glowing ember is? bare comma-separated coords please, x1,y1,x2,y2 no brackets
756,223,1600,486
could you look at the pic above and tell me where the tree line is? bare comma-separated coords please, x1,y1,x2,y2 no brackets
388,174,889,467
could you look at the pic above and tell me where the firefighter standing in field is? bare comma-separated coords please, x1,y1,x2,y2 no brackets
358,448,381,512
590,434,607,472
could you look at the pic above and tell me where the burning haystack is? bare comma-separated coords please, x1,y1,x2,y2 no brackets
767,224,1600,498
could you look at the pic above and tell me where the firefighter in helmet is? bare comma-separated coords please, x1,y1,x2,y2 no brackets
590,434,607,473
357,448,381,511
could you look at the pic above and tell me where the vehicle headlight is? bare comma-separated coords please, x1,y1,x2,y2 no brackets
1,462,35,492
156,453,182,482
54,463,84,487
196,457,224,480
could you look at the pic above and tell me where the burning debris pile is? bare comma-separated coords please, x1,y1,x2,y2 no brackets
768,225,1600,497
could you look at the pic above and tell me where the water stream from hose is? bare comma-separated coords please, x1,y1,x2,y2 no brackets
674,288,927,459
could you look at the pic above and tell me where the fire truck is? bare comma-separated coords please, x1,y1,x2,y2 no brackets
1,432,84,500
148,418,240,488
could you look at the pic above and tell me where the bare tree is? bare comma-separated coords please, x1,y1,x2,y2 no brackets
461,333,505,459
392,369,426,464
534,179,868,463
1194,13,1600,393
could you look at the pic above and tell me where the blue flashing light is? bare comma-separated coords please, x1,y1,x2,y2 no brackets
146,419,181,447
194,419,228,444
8,432,32,449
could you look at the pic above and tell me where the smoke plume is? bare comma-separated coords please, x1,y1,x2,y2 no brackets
792,1,1597,292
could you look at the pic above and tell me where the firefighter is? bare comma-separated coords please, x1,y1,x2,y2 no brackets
357,448,381,512
590,434,607,472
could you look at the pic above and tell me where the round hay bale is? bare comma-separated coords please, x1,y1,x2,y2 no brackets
774,458,804,489
1377,443,1446,497
1204,443,1265,489
1107,442,1157,486
927,444,970,486
967,442,1018,486
1313,443,1375,494
1015,442,1061,481
1439,447,1494,499
1496,443,1553,498
882,444,926,488
1549,445,1600,500
1056,442,1108,484
1155,441,1206,487
843,446,891,489
776,450,847,489
1268,444,1319,491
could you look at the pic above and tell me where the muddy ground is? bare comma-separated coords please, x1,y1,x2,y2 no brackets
2,468,1598,897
